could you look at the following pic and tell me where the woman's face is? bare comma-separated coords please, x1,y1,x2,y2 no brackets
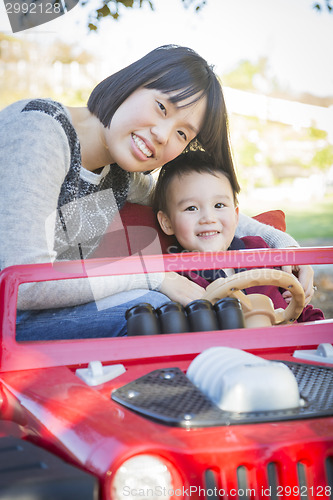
104,87,207,172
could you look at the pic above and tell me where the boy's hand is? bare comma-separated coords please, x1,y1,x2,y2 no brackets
281,264,314,306
159,272,205,306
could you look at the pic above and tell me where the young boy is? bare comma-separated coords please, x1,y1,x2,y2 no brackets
152,151,323,323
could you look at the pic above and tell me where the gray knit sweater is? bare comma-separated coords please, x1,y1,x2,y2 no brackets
0,98,298,310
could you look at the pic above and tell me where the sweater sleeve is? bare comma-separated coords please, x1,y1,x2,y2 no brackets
0,101,163,310
235,213,299,248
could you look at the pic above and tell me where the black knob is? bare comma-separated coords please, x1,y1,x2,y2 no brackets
125,303,160,336
156,301,189,334
185,299,219,332
214,297,245,330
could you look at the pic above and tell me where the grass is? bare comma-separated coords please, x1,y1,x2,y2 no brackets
284,196,333,243
242,193,333,319
241,193,333,245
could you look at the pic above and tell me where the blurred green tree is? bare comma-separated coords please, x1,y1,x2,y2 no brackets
311,145,333,171
313,0,332,12
85,0,206,31
82,0,332,31
237,140,260,168
221,58,277,92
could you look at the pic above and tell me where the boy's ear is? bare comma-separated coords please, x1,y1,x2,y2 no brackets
157,211,175,236
235,205,240,224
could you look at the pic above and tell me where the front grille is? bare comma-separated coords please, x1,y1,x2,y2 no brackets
206,459,332,500
327,457,333,488
267,463,279,500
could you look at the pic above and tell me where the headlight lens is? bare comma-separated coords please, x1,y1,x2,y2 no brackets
111,454,177,500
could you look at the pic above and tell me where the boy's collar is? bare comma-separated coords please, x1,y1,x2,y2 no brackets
168,237,247,285
168,236,246,254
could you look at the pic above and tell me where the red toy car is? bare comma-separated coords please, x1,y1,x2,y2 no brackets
0,245,332,500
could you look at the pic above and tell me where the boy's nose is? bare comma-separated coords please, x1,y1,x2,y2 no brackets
199,209,216,224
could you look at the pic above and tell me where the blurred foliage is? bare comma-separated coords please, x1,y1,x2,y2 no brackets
222,58,270,92
81,0,332,31
85,0,206,31
237,140,260,168
0,35,92,109
313,0,332,11
311,145,333,170
0,33,92,65
0,88,89,110
308,126,328,140
49,41,93,64
0,33,28,62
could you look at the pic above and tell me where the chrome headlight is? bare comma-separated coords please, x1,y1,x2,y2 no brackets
111,454,179,500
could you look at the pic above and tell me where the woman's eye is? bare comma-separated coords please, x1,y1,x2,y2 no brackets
185,206,197,212
215,203,225,209
157,101,166,114
177,130,187,141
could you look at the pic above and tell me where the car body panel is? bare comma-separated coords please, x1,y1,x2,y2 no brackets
0,247,332,499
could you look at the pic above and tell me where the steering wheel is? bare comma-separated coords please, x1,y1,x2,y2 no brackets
203,268,305,327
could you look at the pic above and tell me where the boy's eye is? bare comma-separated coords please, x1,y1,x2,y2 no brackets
177,130,187,141
157,101,166,114
185,206,198,212
215,203,225,209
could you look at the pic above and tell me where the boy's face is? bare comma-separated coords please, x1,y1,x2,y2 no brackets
157,170,239,253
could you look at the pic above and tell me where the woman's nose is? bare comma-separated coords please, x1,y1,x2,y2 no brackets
151,122,171,144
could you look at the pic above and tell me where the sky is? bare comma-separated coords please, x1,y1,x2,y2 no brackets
1,0,332,97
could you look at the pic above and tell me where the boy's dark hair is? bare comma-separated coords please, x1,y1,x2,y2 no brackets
152,150,238,215
87,45,239,194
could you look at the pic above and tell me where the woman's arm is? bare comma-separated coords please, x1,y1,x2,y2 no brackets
0,102,163,310
236,213,299,248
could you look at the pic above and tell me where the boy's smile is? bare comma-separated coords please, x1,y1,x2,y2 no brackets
157,170,239,253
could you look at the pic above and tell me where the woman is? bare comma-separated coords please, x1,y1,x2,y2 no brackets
0,45,313,340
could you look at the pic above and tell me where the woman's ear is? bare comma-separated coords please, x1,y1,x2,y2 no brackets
157,211,175,236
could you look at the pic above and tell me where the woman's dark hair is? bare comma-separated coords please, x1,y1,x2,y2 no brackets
152,150,238,215
88,45,239,193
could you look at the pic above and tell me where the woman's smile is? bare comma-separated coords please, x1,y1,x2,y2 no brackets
131,133,155,159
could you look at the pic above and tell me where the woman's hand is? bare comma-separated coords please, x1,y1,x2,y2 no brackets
281,264,315,306
159,272,205,306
